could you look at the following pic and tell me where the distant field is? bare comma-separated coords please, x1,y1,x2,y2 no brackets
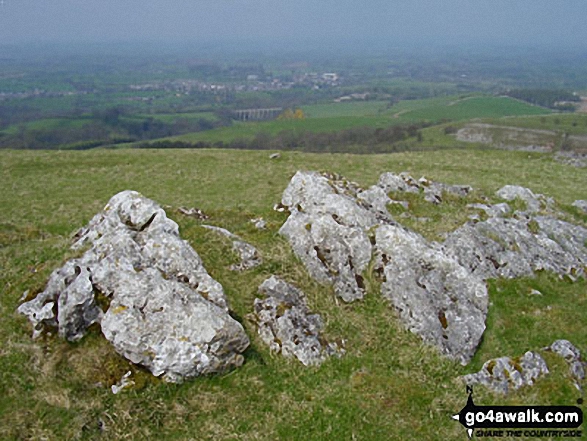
481,113,587,136
0,117,91,135
158,95,551,146
395,96,550,122
1,148,585,440
301,101,390,118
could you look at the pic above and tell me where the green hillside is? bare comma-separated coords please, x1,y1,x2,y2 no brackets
1,148,585,440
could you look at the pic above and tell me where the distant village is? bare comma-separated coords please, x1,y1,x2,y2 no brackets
129,72,341,95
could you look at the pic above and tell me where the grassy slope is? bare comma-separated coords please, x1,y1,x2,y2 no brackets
150,96,549,146
1,148,586,440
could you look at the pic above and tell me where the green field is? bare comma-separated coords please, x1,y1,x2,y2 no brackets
0,117,91,136
159,96,551,146
1,148,586,440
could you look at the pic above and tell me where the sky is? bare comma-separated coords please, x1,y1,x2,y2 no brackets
0,0,586,49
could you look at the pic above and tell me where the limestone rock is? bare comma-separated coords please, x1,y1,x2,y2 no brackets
463,352,549,394
250,217,267,230
572,200,587,214
202,224,262,271
19,190,249,382
177,206,209,220
467,202,511,218
496,185,553,213
375,225,488,365
378,172,471,204
253,276,343,366
444,216,587,281
279,171,382,302
545,340,586,389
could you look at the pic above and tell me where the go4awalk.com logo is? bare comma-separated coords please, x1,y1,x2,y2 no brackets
452,387,583,438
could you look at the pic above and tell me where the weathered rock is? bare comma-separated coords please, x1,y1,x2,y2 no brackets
250,217,267,230
279,171,382,302
202,224,262,271
572,200,587,214
375,225,488,365
377,172,471,204
463,352,549,394
467,202,511,218
19,190,250,382
443,215,587,281
545,340,586,389
253,276,343,366
496,185,552,213
177,206,209,220
231,240,262,271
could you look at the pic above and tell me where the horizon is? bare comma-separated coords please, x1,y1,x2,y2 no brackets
0,0,586,51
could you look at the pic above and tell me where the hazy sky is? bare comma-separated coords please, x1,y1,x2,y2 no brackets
0,0,586,48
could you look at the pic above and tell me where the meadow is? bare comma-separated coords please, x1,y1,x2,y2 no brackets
1,147,586,440
157,95,549,146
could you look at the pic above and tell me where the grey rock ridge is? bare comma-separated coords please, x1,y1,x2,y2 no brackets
18,190,249,382
464,340,586,394
279,171,488,364
279,172,587,366
463,352,549,394
545,340,586,390
443,214,587,281
253,276,343,366
378,171,471,204
374,225,488,365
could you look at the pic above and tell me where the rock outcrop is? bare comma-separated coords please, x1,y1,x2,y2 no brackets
378,171,471,204
18,190,250,382
443,215,587,281
463,352,549,394
278,171,382,302
252,276,343,366
545,340,586,390
572,200,587,214
495,185,553,214
375,225,488,365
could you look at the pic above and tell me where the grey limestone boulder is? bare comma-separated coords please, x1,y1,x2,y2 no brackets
545,340,586,389
253,276,343,366
572,200,587,214
374,225,488,365
463,352,549,394
19,190,250,382
279,171,382,302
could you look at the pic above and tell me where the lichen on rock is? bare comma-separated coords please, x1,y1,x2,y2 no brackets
253,276,343,366
18,190,250,382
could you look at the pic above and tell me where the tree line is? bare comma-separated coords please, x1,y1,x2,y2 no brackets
505,89,579,111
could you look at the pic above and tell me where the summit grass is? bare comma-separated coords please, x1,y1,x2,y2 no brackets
1,147,586,440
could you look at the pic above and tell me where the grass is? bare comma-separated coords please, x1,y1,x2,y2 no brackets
155,95,550,147
1,148,586,440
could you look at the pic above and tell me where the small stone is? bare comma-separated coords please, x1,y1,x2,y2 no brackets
463,351,549,394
